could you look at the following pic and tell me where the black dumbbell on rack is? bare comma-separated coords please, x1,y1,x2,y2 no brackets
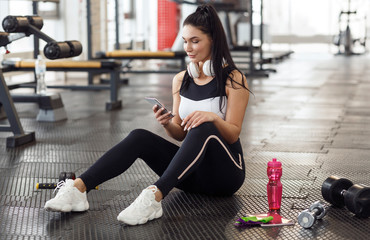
321,176,370,218
298,201,327,228
36,172,76,190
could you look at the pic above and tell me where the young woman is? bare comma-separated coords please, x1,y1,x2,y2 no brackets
44,4,250,226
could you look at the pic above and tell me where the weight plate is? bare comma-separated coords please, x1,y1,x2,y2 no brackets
65,172,76,180
298,209,315,228
322,176,353,207
58,172,66,182
345,184,370,218
309,201,326,219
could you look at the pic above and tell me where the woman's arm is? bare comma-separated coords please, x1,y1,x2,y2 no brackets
181,70,249,144
154,71,187,141
218,70,249,143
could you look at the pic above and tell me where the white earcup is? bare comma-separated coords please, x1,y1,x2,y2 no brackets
202,60,214,77
187,60,215,78
187,62,200,78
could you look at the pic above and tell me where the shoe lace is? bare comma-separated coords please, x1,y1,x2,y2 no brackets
53,180,66,194
133,186,158,209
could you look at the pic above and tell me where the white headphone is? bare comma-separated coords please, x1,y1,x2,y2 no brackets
187,60,214,78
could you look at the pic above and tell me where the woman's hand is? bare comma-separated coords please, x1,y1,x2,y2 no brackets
181,111,218,131
153,105,174,126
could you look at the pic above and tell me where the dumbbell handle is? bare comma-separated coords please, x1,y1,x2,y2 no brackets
36,182,99,190
311,208,321,217
36,183,57,189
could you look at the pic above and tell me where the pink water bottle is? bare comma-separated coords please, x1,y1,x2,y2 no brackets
267,158,283,212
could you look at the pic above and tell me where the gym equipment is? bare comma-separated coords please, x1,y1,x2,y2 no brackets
2,14,121,111
297,201,327,229
2,64,67,122
0,69,35,148
95,50,187,74
321,176,370,218
44,40,82,60
36,172,76,189
3,60,122,111
0,104,6,119
36,172,98,190
333,0,367,55
0,15,83,147
2,15,82,59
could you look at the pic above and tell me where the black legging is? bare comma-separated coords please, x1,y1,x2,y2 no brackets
79,122,245,197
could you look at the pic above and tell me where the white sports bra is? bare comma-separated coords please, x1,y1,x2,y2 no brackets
179,74,227,120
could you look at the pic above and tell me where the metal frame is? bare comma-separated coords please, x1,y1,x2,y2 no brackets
0,69,35,148
97,53,187,74
220,0,278,77
245,0,274,77
115,0,120,50
86,0,93,60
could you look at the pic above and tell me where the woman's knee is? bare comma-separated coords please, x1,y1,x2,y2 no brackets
121,129,156,148
190,122,218,134
128,128,153,140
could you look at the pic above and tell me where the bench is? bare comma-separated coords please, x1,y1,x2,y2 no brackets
2,59,123,110
95,50,187,74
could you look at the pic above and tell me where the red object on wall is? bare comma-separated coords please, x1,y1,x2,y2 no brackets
157,0,179,50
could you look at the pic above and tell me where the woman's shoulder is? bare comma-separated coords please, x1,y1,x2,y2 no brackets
173,70,187,89
225,68,246,85
174,70,187,81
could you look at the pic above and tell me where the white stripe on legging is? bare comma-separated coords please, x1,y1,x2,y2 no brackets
178,135,243,180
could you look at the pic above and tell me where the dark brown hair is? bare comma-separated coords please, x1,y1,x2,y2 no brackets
182,4,251,111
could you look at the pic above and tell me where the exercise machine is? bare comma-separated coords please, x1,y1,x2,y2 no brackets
2,15,82,59
2,15,123,111
0,15,82,147
333,0,368,55
1,15,82,121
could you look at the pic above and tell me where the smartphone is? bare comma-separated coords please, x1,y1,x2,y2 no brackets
145,97,174,118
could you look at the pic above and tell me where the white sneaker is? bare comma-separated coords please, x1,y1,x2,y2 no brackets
117,185,163,225
44,179,89,212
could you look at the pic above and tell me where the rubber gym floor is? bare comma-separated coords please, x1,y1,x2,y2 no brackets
1,52,370,239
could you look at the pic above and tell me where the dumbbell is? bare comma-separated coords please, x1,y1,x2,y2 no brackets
36,172,76,189
321,176,370,218
298,201,326,228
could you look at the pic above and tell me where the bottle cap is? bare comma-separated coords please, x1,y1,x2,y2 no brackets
268,158,281,167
